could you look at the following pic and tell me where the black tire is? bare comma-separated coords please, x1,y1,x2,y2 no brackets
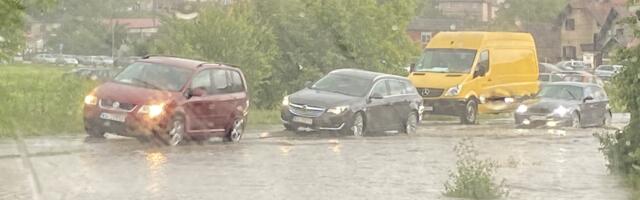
342,112,365,136
460,99,479,125
404,112,418,134
284,124,298,131
571,112,582,128
86,128,105,138
224,118,245,143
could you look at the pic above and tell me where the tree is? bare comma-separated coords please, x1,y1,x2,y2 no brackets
0,0,55,61
491,0,567,31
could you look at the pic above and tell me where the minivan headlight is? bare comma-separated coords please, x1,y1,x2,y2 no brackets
327,106,349,115
139,104,165,118
84,95,98,105
282,96,290,106
553,106,570,117
444,85,462,97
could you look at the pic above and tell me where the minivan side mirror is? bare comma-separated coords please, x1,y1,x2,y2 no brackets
370,93,384,100
583,96,594,102
187,88,207,99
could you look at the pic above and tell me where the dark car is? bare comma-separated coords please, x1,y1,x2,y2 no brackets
83,56,249,145
281,69,424,136
514,82,611,128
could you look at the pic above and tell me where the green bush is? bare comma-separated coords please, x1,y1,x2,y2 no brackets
444,138,508,200
0,65,97,137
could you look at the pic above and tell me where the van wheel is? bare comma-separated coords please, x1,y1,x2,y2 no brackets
460,99,478,125
224,118,245,143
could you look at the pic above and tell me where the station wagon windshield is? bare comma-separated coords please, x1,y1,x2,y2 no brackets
416,49,477,73
113,62,192,92
311,73,372,97
538,85,584,101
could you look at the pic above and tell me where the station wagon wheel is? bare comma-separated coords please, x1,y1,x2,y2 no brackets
226,118,245,142
404,112,418,135
168,117,186,146
571,112,582,128
351,113,365,137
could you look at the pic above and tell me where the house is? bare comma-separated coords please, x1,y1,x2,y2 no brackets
434,0,504,22
557,0,627,61
407,18,467,46
596,6,633,59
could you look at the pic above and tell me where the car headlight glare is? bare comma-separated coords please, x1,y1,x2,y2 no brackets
553,106,570,117
327,106,349,115
282,96,290,106
139,104,165,118
516,105,528,113
444,85,461,97
84,95,98,105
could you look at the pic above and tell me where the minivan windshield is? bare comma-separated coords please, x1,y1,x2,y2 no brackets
311,73,372,97
113,62,192,92
538,85,584,101
416,49,477,73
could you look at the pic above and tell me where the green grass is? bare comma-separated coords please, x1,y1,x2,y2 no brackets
0,64,97,138
247,109,281,127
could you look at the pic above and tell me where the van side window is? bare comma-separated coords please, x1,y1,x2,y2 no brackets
478,50,490,73
191,70,212,95
229,71,245,93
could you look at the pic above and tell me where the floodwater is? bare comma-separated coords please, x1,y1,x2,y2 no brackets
0,114,632,200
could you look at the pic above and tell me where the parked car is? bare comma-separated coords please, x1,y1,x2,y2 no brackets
62,55,79,66
556,60,587,71
64,67,119,81
83,56,249,145
514,82,611,128
594,65,624,81
99,56,114,66
281,69,423,136
539,73,564,83
556,71,604,86
539,62,571,73
408,32,540,124
32,54,59,64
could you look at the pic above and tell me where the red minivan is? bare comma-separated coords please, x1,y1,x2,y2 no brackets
83,56,249,145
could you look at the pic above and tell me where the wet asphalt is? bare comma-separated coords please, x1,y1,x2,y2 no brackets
0,114,632,200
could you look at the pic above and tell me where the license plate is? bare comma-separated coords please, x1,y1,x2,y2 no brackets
424,106,434,112
530,115,547,121
292,116,313,125
100,113,126,122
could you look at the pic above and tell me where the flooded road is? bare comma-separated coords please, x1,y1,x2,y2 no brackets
0,114,631,200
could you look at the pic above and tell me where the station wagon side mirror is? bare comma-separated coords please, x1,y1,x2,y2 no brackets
370,93,384,100
304,81,313,88
583,96,594,103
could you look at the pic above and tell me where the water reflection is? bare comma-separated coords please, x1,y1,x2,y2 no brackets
144,150,167,196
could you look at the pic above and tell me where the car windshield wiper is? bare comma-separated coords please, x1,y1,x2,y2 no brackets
131,78,162,90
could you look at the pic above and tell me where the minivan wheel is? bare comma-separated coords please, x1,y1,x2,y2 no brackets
404,112,418,135
225,118,245,143
168,116,186,146
571,112,582,128
460,99,478,125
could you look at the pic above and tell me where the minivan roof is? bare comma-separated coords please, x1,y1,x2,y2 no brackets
331,68,407,81
426,31,535,50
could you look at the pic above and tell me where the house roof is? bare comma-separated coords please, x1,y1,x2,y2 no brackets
106,18,160,29
566,0,628,25
407,18,466,32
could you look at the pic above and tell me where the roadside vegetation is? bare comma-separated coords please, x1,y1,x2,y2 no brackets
596,13,640,199
444,138,509,199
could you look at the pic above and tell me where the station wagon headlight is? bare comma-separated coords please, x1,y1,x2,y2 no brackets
282,96,290,106
327,106,349,115
84,95,98,105
444,85,461,97
553,106,570,117
139,104,165,118
516,105,528,113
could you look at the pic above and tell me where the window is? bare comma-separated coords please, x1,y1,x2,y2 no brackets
229,71,245,93
477,50,490,73
420,32,432,44
371,80,389,96
211,69,230,94
191,70,212,94
562,46,577,59
403,80,418,95
565,19,575,31
388,80,406,96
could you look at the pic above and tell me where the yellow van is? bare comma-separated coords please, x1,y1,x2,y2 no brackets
408,32,539,124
